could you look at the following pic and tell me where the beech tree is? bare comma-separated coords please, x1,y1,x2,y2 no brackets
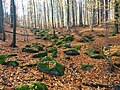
114,0,119,34
0,0,5,41
10,0,17,47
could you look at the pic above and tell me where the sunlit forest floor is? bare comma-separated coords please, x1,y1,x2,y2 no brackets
0,25,120,90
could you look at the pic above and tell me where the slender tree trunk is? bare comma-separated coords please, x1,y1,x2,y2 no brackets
72,0,75,27
10,0,17,47
33,0,36,28
114,0,119,34
79,2,83,27
10,0,13,27
67,0,70,31
0,0,5,41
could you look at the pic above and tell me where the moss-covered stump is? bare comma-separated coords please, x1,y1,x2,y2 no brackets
59,43,71,48
15,82,48,90
64,35,74,41
6,60,19,66
0,55,8,64
81,64,93,70
33,51,47,58
37,56,65,76
64,49,80,56
23,43,44,53
96,33,105,37
79,35,94,43
48,47,57,53
84,48,104,59
49,34,58,39
22,48,39,53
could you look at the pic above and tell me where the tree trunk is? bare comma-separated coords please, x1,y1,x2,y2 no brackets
79,2,83,27
114,0,119,34
0,0,5,41
67,0,70,31
72,0,75,27
10,0,13,27
10,0,17,47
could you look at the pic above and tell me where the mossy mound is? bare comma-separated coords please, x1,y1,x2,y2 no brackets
6,60,19,66
64,49,80,55
33,51,47,58
79,35,94,43
65,56,70,60
111,51,120,56
52,51,57,58
0,55,9,64
81,64,93,70
23,43,44,53
49,34,58,39
25,44,31,48
56,41,63,45
64,35,74,41
109,33,116,36
60,43,71,48
37,56,65,76
22,48,39,53
96,33,105,37
84,48,104,59
73,46,81,50
15,82,48,90
48,47,57,53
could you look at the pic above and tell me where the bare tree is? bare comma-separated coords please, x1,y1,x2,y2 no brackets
10,0,17,47
0,0,5,41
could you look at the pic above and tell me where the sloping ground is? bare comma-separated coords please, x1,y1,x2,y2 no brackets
0,25,120,90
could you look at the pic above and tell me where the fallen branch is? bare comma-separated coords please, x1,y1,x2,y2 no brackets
82,82,113,88
65,66,78,78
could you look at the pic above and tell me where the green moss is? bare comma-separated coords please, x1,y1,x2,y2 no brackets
15,82,48,90
22,48,39,53
52,51,57,58
81,64,93,70
63,43,71,48
25,45,31,48
84,48,104,59
49,34,58,39
64,49,80,55
109,33,116,36
84,35,94,40
48,47,57,53
103,46,109,51
64,35,74,41
0,55,8,64
37,56,65,76
79,35,94,43
65,56,70,60
111,51,120,56
33,51,47,58
74,46,81,50
56,41,63,45
96,33,105,37
35,45,43,51
90,54,104,59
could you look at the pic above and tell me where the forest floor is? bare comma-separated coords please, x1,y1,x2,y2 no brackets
0,25,120,90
